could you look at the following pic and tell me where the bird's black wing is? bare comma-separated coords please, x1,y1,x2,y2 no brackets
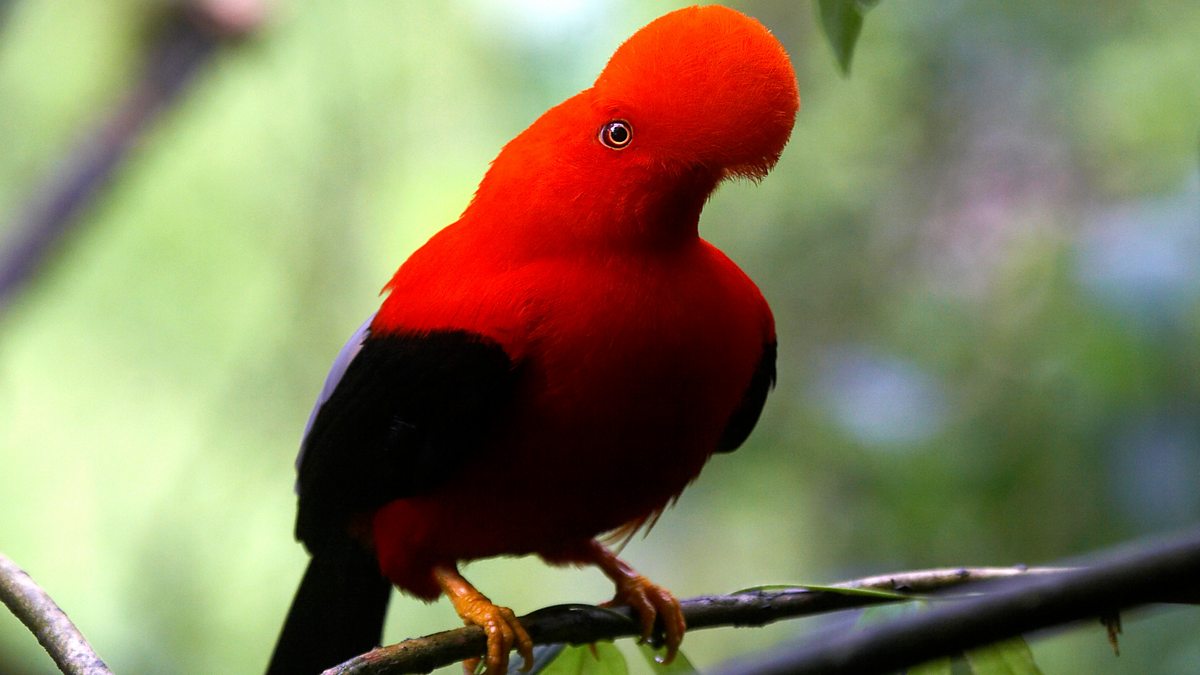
294,321,517,550
267,319,516,675
716,340,776,453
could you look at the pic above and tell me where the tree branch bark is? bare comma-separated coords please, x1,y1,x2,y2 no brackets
7,531,1198,674
0,552,112,675
324,566,1066,674
712,527,1200,675
0,0,262,317
327,528,1200,674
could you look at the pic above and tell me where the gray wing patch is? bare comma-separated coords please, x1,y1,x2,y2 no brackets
295,313,376,476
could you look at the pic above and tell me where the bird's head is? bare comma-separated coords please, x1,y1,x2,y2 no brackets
591,5,800,181
470,5,799,251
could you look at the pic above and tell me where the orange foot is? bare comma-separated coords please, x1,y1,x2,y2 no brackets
586,541,686,663
433,565,533,675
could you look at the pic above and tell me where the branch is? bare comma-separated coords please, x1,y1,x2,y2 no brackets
324,566,1064,674
330,527,1200,674
0,0,263,317
0,552,112,675
713,527,1200,675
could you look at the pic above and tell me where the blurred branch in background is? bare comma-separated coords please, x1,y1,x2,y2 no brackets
715,527,1200,675
0,0,13,33
0,552,111,675
0,0,263,317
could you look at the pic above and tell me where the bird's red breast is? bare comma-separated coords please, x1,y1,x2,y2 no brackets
364,5,796,599
372,236,773,597
272,9,797,674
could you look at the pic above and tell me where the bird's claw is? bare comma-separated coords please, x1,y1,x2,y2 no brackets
434,565,533,675
458,599,533,675
606,574,685,663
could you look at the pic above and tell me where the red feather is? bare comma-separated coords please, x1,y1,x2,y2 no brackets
271,6,798,673
369,0,795,604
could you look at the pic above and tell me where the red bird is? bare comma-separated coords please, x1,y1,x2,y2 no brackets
267,5,798,674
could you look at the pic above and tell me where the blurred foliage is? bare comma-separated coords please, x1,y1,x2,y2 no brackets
965,638,1043,675
817,0,879,74
541,643,627,675
1,1,1198,673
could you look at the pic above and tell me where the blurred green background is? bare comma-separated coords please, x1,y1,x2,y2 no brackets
2,1,1198,673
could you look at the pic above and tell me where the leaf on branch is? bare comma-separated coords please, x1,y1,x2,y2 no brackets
538,642,627,675
637,643,697,673
855,599,922,627
797,583,922,601
733,583,918,601
816,0,881,75
519,643,568,675
908,657,954,675
964,637,1043,675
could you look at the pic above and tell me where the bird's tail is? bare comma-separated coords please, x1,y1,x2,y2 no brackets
266,541,392,675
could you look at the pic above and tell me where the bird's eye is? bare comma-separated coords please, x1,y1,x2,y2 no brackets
599,120,633,150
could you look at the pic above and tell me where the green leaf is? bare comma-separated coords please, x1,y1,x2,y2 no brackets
732,583,917,601
855,599,923,627
521,644,568,675
637,643,697,674
816,0,880,75
908,657,954,675
538,643,628,675
965,637,1044,675
796,583,920,601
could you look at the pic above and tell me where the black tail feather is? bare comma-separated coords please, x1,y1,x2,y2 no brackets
266,543,391,675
